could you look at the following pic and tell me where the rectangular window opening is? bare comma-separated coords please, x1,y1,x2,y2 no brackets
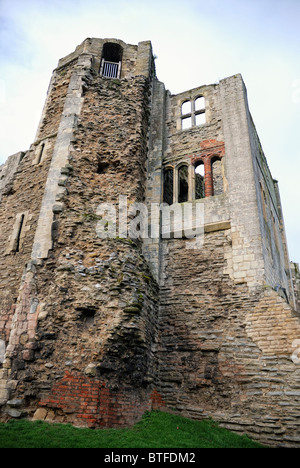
195,112,206,126
182,116,192,130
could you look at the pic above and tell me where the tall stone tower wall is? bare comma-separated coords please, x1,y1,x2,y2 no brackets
0,38,160,427
145,68,300,447
0,38,300,446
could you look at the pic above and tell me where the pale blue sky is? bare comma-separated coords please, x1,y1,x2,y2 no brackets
0,0,299,262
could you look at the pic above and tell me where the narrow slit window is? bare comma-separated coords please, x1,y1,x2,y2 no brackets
37,143,45,165
272,213,280,251
178,165,189,203
15,214,25,253
163,168,174,205
6,211,29,255
260,183,268,220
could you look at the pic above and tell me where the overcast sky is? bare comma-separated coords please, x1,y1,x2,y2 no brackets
0,0,299,263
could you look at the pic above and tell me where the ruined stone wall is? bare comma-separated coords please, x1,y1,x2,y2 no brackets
1,37,300,446
0,51,84,388
0,57,82,406
35,62,74,143
0,41,161,427
0,152,24,203
291,262,300,312
248,113,293,301
0,147,53,344
158,230,300,447
165,83,224,163
159,75,267,291
154,72,300,447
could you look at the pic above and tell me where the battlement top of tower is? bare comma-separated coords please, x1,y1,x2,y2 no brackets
57,37,153,72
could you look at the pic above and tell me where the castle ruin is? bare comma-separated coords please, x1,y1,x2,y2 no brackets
0,38,300,447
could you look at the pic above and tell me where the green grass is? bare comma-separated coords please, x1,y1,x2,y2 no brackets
0,411,265,448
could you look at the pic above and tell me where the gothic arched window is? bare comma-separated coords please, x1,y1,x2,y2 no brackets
194,96,206,126
178,165,189,203
211,156,224,195
195,161,205,199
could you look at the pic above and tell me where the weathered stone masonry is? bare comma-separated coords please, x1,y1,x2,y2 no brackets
0,37,300,447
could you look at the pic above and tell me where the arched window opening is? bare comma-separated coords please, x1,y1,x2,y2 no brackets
181,101,192,115
195,96,205,111
163,168,174,205
212,157,224,195
102,43,123,63
181,100,192,130
178,165,189,203
195,162,205,199
194,96,205,126
100,43,123,79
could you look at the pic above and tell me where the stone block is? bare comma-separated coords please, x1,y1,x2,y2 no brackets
33,408,48,421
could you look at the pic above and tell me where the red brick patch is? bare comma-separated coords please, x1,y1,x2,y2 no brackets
39,371,165,428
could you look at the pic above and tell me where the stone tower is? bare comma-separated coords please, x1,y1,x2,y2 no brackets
0,38,300,447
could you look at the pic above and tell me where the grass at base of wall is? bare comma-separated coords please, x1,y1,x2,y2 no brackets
0,410,265,448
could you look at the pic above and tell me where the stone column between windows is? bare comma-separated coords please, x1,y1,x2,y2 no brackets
204,158,213,197
173,168,179,205
188,165,194,201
